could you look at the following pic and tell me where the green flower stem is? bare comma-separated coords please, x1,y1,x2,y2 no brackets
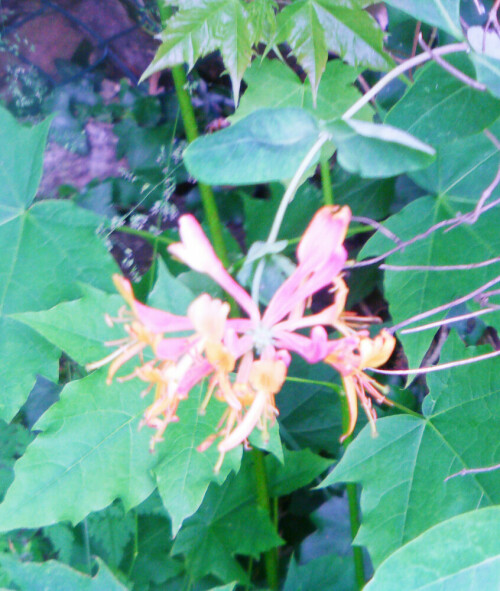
339,393,365,590
156,3,229,268
320,157,334,206
113,225,175,245
252,448,279,590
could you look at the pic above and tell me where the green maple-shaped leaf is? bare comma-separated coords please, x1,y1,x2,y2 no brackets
360,194,500,367
142,0,253,105
0,555,127,591
173,448,330,583
0,107,117,422
365,507,500,590
0,370,157,531
320,334,500,567
153,385,242,536
276,0,390,101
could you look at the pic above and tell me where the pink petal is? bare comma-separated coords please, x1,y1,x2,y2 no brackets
135,301,194,333
168,215,260,321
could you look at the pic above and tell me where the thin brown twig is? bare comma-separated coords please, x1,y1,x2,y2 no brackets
445,163,500,230
368,348,500,376
352,190,500,271
351,216,403,245
381,256,500,272
388,274,500,334
445,463,500,482
418,34,487,90
400,306,500,335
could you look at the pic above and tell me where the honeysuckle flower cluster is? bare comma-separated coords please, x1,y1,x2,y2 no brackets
88,205,395,469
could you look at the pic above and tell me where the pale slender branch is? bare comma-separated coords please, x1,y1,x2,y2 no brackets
342,42,469,120
368,348,500,376
445,462,500,482
251,132,331,303
381,256,500,272
351,216,402,245
418,35,486,90
400,307,500,335
389,275,500,334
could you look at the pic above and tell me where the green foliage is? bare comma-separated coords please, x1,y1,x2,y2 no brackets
321,334,500,566
0,107,117,422
361,195,500,367
0,555,127,591
275,0,390,100
184,108,321,184
3,3,500,590
365,507,500,590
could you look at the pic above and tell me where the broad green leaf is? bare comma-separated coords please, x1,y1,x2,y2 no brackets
331,167,395,219
173,454,283,583
284,554,354,591
365,507,500,590
172,448,324,582
87,503,135,569
410,118,500,199
184,108,320,185
468,27,500,99
148,258,195,316
383,0,462,39
329,119,435,178
233,59,368,123
141,0,253,105
320,334,500,567
0,200,116,422
276,0,390,101
360,195,500,367
267,448,333,497
0,107,50,212
0,421,33,502
279,358,343,455
0,106,117,422
386,54,500,145
243,183,323,247
0,370,157,531
0,555,127,591
153,385,242,536
12,285,124,366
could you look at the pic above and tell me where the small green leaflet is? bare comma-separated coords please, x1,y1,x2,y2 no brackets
383,0,462,40
184,108,321,185
275,0,390,102
328,119,435,178
365,507,500,590
141,0,254,105
0,555,127,591
320,334,500,567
